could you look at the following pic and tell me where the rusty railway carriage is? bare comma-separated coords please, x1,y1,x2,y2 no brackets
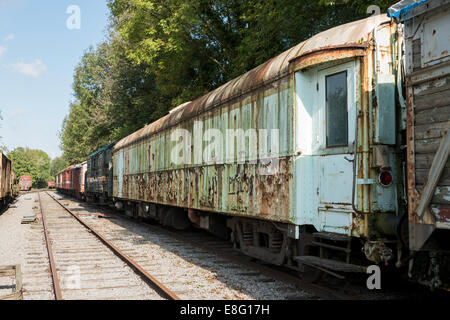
85,142,115,204
18,175,32,192
72,162,87,200
55,163,87,200
389,0,450,289
58,7,449,288
110,15,412,282
48,181,56,189
0,153,15,207
56,165,74,193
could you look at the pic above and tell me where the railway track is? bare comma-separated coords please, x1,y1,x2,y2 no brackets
23,192,179,300
20,191,435,300
48,192,357,300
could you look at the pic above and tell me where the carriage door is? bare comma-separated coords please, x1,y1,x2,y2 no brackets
316,61,356,235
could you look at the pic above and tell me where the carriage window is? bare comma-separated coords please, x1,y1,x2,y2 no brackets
326,71,348,147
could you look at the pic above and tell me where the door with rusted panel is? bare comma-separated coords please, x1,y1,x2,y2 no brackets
317,62,356,235
294,61,356,236
116,151,124,198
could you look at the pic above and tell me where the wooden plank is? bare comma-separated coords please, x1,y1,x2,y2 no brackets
0,270,15,276
416,153,450,169
416,168,450,185
414,121,450,140
412,39,422,71
417,186,450,205
414,80,450,97
416,131,450,220
15,265,22,300
0,265,22,300
414,88,450,112
415,138,442,153
415,105,450,126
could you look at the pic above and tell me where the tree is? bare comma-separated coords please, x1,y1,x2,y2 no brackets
60,37,170,164
108,0,399,98
7,147,52,188
49,156,69,178
60,0,399,163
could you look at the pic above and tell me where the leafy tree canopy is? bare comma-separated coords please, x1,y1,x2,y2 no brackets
60,0,398,163
49,156,69,178
7,147,52,189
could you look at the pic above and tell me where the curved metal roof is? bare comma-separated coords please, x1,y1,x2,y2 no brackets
56,164,76,176
89,142,116,158
115,14,390,150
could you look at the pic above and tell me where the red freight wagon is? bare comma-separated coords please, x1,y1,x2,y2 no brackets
71,162,87,200
56,165,75,194
56,163,86,200
19,175,32,191
48,181,55,189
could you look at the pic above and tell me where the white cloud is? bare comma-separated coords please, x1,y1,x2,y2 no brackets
4,33,14,41
0,46,6,58
0,0,26,9
10,59,47,78
10,108,26,118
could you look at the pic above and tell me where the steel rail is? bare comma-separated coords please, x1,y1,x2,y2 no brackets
45,192,180,300
38,192,63,300
141,223,352,300
79,199,351,300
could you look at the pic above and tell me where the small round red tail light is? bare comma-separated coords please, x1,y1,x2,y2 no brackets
379,171,393,187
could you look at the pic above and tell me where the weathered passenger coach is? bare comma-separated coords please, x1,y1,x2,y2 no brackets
111,15,408,279
389,0,450,289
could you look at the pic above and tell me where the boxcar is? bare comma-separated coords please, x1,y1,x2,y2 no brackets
18,175,32,191
1,153,14,207
48,181,56,189
72,162,87,200
389,0,450,289
110,15,410,281
86,143,115,204
56,163,87,199
56,165,75,194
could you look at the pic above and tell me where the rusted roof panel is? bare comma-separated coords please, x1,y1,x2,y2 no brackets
115,14,390,151
56,164,76,176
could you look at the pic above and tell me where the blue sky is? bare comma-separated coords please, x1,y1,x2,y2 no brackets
0,0,109,158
